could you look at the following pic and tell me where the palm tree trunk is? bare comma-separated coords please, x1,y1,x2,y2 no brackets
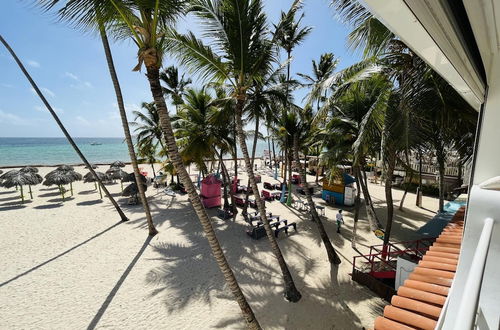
150,162,156,178
417,150,423,207
217,150,231,209
144,65,260,328
357,162,382,231
437,153,446,213
399,170,414,211
234,97,301,302
352,165,362,249
0,33,128,222
243,115,260,217
293,134,340,264
383,155,396,247
97,26,155,234
286,154,293,206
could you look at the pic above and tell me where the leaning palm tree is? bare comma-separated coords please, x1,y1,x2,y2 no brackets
289,106,341,264
160,65,192,112
36,0,157,235
0,33,128,222
106,0,261,326
168,0,302,302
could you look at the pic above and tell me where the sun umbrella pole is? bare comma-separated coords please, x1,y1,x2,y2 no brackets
120,180,123,192
28,185,33,199
70,182,74,196
98,183,103,199
20,185,24,203
94,182,97,190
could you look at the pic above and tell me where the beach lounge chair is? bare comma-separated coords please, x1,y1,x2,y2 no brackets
263,182,273,190
274,222,297,237
246,225,267,240
261,189,273,201
217,208,233,220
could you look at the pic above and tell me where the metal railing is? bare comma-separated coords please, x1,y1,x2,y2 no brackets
453,218,495,330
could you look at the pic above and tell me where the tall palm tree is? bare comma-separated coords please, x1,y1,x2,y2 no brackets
274,0,312,205
0,33,129,222
168,0,302,302
289,106,341,264
131,102,166,151
160,65,192,112
37,0,157,235
298,52,339,112
107,0,261,326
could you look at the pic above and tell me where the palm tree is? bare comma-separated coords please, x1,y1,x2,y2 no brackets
107,0,261,326
168,0,302,302
160,65,192,112
37,0,157,235
298,52,339,112
289,106,342,264
0,33,129,222
131,102,166,151
274,0,312,205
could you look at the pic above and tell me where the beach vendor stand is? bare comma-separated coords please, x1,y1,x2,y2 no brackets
200,175,222,208
321,172,357,206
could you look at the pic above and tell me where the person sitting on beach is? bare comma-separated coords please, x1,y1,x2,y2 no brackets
336,210,344,234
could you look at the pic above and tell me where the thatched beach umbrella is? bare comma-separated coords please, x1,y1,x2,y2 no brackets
44,169,79,200
51,166,82,196
56,165,75,172
122,182,148,204
20,167,41,199
110,161,125,168
2,170,41,202
84,171,108,199
123,172,147,184
106,167,128,191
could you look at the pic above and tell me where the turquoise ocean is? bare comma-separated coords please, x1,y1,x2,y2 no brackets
0,137,273,167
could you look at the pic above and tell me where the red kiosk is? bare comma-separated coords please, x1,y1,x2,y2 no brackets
200,175,222,208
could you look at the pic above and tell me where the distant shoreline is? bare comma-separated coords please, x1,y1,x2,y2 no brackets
0,157,264,169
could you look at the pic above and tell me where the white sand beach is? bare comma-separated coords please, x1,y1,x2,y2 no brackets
0,162,440,329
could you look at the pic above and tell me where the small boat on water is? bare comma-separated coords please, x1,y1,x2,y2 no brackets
90,141,102,146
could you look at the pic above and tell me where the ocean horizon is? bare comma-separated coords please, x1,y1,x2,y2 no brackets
0,137,274,167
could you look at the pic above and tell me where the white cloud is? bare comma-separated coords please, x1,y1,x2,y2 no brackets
1,83,13,88
0,109,27,126
64,71,93,89
64,72,79,80
30,87,55,98
76,115,90,126
27,60,40,68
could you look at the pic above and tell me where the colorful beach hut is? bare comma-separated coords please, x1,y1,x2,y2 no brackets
321,172,356,206
200,175,222,208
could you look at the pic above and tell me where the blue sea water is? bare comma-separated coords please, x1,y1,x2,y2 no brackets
0,137,274,167
0,137,130,166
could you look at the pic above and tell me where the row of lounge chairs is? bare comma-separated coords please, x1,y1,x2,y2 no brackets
246,211,297,239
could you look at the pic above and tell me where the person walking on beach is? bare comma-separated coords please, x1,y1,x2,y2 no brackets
336,210,344,234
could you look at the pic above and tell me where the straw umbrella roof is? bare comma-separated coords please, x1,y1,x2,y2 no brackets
122,182,148,197
123,172,147,183
106,167,128,180
44,170,77,186
110,161,125,168
20,166,39,174
2,170,42,188
83,171,108,183
56,165,75,172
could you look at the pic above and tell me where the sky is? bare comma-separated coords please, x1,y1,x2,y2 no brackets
0,0,360,138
